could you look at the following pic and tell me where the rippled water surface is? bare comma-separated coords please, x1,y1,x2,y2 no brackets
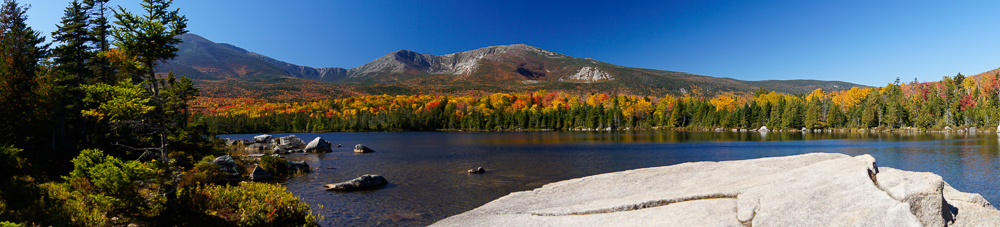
222,131,1000,226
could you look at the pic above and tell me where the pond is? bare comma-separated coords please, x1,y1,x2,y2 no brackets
222,131,1000,226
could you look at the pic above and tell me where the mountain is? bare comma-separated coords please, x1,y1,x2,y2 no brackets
160,34,867,99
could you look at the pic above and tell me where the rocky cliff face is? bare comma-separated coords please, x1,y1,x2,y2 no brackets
559,66,613,83
432,153,1000,227
348,44,570,80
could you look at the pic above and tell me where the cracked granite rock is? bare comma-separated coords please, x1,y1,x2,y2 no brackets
431,153,1000,227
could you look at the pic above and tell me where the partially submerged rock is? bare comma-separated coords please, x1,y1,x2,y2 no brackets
325,174,388,191
279,135,308,148
225,138,251,146
432,153,1000,226
305,137,332,153
272,145,292,154
287,161,310,173
468,167,486,174
244,143,270,151
249,165,273,181
212,155,241,182
354,144,375,153
253,134,273,143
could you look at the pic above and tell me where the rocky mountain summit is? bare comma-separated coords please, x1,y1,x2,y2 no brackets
432,153,1000,226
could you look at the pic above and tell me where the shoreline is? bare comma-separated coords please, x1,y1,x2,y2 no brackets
218,126,998,134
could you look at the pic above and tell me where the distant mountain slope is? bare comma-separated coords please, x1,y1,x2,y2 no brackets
158,34,292,80
971,67,1000,80
160,34,868,97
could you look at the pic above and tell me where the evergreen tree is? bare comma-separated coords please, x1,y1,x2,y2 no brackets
51,0,93,85
0,0,48,146
110,0,187,159
861,88,882,128
804,98,821,129
84,0,112,83
110,0,188,210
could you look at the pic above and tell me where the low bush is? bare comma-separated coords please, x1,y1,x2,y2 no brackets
41,149,168,226
179,181,321,226
259,155,287,176
179,156,228,188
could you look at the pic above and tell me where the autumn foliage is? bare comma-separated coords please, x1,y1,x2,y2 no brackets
193,70,1000,133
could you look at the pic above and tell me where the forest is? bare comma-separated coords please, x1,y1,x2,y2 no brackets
0,0,319,226
197,73,1000,133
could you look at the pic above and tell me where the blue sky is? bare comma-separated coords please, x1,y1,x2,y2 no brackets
24,0,1000,86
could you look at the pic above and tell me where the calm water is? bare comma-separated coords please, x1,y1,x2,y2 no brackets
223,131,1000,226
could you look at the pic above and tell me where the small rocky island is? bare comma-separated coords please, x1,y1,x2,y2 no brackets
432,153,1000,226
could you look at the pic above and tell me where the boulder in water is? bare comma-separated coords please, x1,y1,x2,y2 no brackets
272,145,292,154
279,135,308,148
354,144,375,153
287,161,310,173
305,137,333,153
253,134,273,143
468,167,486,174
212,155,241,182
244,143,270,151
325,174,388,191
249,165,272,181
225,138,251,146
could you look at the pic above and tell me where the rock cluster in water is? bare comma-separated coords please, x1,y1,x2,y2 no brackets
432,153,1000,226
233,134,334,154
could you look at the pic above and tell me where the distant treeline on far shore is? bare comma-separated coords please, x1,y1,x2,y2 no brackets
194,73,1000,134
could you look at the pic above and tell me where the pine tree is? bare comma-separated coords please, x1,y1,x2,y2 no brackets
52,0,93,85
804,98,821,129
110,0,187,210
0,0,48,144
84,0,112,83
111,0,188,159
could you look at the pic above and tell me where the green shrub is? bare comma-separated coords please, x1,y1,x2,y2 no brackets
259,155,287,176
0,221,23,227
179,182,321,226
179,156,228,188
46,149,168,226
40,182,105,226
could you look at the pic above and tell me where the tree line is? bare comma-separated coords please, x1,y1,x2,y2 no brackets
198,73,1000,133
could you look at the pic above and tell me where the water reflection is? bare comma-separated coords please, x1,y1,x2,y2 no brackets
223,131,1000,227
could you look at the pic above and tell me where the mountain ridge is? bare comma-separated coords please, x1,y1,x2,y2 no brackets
159,33,867,97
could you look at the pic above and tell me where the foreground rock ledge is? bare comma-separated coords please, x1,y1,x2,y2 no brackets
432,153,1000,227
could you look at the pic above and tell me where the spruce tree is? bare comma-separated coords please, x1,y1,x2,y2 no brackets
110,0,187,210
0,0,47,145
84,0,112,83
52,0,93,85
